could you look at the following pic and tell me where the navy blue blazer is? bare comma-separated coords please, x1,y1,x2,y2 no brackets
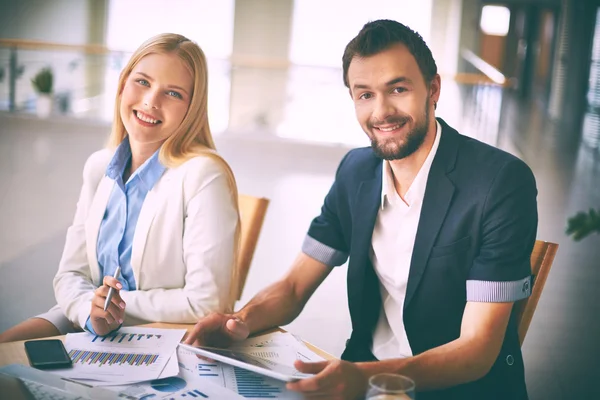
302,118,537,399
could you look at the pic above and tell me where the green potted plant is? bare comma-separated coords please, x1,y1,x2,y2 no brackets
31,67,53,118
566,209,600,241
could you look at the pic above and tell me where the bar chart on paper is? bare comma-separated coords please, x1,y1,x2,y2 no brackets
234,366,284,398
61,327,186,383
69,349,160,367
91,331,163,344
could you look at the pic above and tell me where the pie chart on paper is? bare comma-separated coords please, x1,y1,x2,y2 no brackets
150,376,187,392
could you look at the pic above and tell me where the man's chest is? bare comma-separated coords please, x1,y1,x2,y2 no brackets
370,201,423,288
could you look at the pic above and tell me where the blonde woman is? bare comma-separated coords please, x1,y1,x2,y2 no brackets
0,33,239,341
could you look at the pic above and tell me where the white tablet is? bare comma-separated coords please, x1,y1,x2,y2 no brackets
178,343,314,382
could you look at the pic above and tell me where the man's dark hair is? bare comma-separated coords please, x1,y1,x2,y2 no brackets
342,19,437,88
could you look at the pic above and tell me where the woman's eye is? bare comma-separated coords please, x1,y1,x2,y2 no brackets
167,90,183,99
136,79,149,86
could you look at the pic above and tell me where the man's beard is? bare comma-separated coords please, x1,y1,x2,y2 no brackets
369,102,430,161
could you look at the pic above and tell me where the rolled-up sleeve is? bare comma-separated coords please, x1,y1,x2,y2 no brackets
302,234,348,267
302,154,351,267
466,159,538,302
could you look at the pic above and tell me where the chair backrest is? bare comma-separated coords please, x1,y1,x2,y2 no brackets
234,194,270,301
514,240,558,346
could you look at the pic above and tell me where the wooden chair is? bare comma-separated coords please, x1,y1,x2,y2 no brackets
513,240,559,346
233,194,270,301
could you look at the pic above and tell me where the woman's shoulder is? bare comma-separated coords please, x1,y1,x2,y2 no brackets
167,153,233,195
172,153,229,180
82,148,113,183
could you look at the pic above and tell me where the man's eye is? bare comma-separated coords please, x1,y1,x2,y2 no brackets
359,93,372,100
393,87,407,93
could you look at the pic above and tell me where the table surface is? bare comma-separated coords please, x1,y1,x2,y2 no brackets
0,322,334,367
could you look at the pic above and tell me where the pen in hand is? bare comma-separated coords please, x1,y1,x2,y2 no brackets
103,266,121,312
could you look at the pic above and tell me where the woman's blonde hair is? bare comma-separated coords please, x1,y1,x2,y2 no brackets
108,33,240,311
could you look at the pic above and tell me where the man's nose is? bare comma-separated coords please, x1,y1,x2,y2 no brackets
372,96,395,122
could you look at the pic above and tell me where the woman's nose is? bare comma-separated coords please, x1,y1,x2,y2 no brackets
143,90,160,109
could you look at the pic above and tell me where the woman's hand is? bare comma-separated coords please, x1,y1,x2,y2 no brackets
90,275,126,336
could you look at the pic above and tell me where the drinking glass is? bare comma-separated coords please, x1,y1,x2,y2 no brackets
365,373,416,399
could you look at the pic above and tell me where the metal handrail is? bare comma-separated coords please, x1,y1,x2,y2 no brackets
460,48,510,87
0,39,116,55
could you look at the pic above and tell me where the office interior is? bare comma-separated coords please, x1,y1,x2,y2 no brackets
1,0,599,398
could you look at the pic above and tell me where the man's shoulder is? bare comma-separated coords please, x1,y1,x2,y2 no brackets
441,120,532,179
440,134,536,201
459,136,531,177
337,147,381,176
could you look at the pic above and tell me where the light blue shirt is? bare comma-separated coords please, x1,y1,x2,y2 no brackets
85,137,165,334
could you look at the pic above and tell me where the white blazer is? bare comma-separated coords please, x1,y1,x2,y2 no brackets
53,149,238,329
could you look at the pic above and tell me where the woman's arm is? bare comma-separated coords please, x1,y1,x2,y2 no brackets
121,158,238,323
53,151,109,329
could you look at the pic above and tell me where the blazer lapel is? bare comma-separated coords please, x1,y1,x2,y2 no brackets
404,120,458,310
130,172,171,288
85,176,114,285
349,167,382,335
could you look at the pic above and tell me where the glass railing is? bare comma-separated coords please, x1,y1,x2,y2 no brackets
455,49,513,147
0,39,509,148
0,39,233,133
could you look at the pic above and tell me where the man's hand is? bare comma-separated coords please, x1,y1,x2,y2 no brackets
184,313,249,347
90,275,125,336
286,359,368,400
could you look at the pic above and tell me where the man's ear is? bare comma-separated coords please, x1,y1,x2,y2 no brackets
430,74,441,103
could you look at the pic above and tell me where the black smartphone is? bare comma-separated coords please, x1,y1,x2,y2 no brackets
24,339,73,370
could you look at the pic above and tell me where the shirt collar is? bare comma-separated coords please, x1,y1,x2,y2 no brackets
381,120,443,209
134,147,166,192
106,137,132,181
105,137,166,191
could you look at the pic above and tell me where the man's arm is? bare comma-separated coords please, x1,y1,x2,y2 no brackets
186,252,333,345
358,301,512,390
236,151,354,334
235,252,333,334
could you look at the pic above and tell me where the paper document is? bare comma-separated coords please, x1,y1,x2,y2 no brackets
176,331,326,400
177,346,302,399
230,331,326,363
56,327,186,384
0,364,122,400
107,372,244,399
